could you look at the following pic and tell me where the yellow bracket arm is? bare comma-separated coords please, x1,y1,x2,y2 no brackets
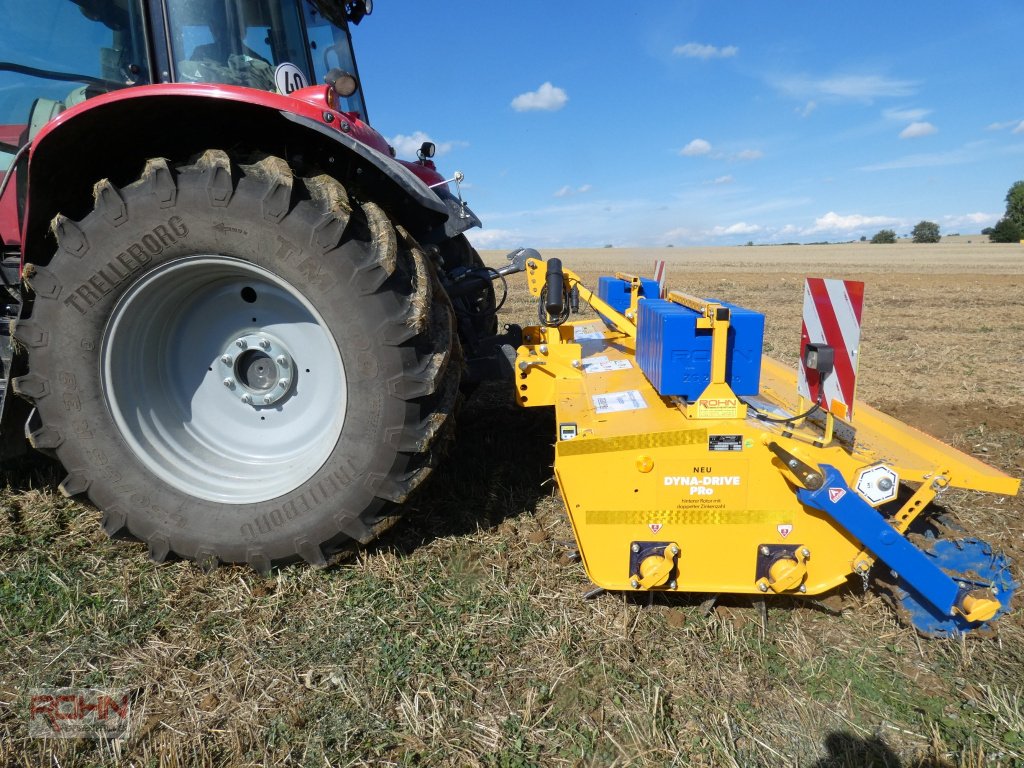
523,257,637,338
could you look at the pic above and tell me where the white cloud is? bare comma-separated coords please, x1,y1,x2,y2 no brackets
554,184,592,198
884,107,931,122
986,119,1024,132
511,82,568,112
771,73,917,102
805,211,899,234
711,175,734,185
734,149,764,161
796,100,817,118
680,138,712,156
941,212,999,229
389,131,466,159
464,228,519,249
663,226,695,242
711,222,761,236
899,121,937,139
673,42,738,60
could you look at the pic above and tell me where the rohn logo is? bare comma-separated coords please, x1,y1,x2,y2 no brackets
28,688,132,739
699,398,737,409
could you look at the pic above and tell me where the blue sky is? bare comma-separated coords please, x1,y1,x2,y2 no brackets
353,2,1024,249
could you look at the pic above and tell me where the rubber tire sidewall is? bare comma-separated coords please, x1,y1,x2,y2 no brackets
29,167,419,563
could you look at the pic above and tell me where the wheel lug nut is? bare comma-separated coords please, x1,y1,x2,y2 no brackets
223,378,235,389
241,394,252,404
258,338,271,350
235,338,247,349
221,355,232,366
263,396,273,404
276,355,288,368
279,379,289,389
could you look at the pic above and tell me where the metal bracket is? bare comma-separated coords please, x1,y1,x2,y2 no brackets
798,465,1000,623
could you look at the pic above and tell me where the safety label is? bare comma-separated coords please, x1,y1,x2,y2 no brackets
709,435,743,452
592,390,647,414
573,325,605,340
559,423,578,441
582,355,633,374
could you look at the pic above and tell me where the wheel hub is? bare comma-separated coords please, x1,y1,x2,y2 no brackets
101,255,347,504
220,333,294,406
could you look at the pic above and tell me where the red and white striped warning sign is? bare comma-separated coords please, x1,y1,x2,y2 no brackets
653,260,667,298
797,278,865,420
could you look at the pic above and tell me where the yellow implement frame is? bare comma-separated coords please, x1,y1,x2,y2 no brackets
514,257,1020,598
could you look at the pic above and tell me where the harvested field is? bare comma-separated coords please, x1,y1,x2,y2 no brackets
1,242,1022,766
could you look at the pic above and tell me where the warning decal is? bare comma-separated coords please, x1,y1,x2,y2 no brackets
828,487,847,503
573,325,605,340
797,278,864,419
592,390,648,414
653,260,667,298
582,355,633,374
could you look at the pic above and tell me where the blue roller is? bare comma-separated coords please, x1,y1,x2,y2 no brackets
797,465,1015,635
889,537,1017,637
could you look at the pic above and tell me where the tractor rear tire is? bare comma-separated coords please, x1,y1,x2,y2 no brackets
14,151,460,570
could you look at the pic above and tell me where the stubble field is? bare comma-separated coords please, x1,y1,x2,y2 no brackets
1,239,1022,766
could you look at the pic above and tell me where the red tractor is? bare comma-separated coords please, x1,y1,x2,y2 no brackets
0,0,515,571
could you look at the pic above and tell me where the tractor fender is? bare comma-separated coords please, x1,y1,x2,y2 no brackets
21,85,462,261
279,112,480,239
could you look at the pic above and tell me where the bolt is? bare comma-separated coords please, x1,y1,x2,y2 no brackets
760,545,770,556
799,584,807,593
669,545,680,556
518,361,529,371
630,579,640,589
222,378,235,389
263,395,273,404
258,338,271,350
669,580,677,589
801,548,810,559
571,359,580,368
221,354,232,366
805,473,820,485
759,582,769,592
279,379,289,390
788,459,798,468
235,338,248,349
241,394,252,404
539,344,549,354
276,355,289,368
631,543,640,553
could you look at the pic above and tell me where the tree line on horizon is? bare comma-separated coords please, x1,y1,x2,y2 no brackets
868,180,1024,244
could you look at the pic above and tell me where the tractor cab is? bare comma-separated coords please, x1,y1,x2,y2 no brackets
1,0,372,247
165,0,369,114
0,0,370,169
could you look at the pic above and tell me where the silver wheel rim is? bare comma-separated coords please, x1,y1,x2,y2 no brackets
102,255,346,504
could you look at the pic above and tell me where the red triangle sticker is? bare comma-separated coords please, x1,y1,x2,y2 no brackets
649,523,663,534
828,487,846,503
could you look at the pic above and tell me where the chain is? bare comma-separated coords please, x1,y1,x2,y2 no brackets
859,566,871,594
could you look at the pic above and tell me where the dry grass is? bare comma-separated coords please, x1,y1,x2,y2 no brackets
1,242,1023,766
